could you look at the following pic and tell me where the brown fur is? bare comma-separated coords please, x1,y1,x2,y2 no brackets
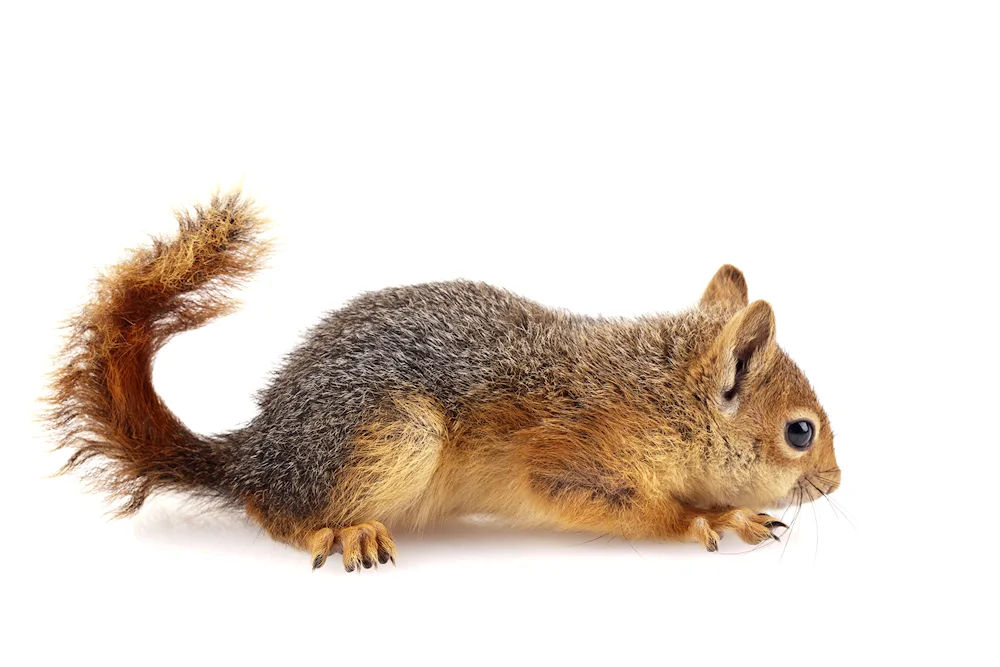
45,190,839,571
286,269,840,567
45,191,272,514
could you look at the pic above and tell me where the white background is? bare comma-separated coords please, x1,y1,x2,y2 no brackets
2,2,997,665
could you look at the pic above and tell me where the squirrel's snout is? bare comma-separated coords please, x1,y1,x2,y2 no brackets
797,467,841,505
820,468,841,495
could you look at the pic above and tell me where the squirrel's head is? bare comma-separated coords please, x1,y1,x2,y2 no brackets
688,265,840,510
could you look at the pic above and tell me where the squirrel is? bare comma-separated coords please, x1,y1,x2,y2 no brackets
45,190,841,572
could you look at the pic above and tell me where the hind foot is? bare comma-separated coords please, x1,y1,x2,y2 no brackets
307,522,398,572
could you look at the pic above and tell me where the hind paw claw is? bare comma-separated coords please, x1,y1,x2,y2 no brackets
308,522,397,572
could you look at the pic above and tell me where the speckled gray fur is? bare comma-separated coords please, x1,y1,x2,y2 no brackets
223,280,722,518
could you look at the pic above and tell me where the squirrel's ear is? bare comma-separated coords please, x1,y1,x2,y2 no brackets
711,300,776,405
700,264,749,311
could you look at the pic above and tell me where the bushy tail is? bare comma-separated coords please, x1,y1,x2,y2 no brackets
45,190,272,515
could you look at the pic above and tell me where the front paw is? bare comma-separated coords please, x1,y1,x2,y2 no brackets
686,509,787,551
687,516,723,552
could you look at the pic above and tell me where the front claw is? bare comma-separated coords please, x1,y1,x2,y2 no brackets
757,513,789,530
720,509,786,545
682,509,786,551
688,517,722,552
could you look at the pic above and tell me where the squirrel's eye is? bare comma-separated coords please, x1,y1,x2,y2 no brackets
785,420,814,450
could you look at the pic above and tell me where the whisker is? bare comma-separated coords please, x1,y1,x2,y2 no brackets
811,473,841,486
810,475,844,497
616,523,644,559
811,489,820,564
624,535,644,559
808,477,860,535
780,486,804,563
574,532,609,546
777,489,800,562
827,499,859,535
805,477,842,520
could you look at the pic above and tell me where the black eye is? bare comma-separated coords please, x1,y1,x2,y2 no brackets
785,420,814,450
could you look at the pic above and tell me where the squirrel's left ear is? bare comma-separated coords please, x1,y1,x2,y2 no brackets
700,264,749,311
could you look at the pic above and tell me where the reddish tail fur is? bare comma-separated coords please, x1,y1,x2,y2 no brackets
44,190,271,515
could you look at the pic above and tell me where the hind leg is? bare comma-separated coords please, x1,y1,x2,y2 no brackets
245,509,400,572
307,522,397,571
250,394,447,571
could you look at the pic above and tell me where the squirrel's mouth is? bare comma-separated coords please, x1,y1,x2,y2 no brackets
808,467,841,496
778,469,841,508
